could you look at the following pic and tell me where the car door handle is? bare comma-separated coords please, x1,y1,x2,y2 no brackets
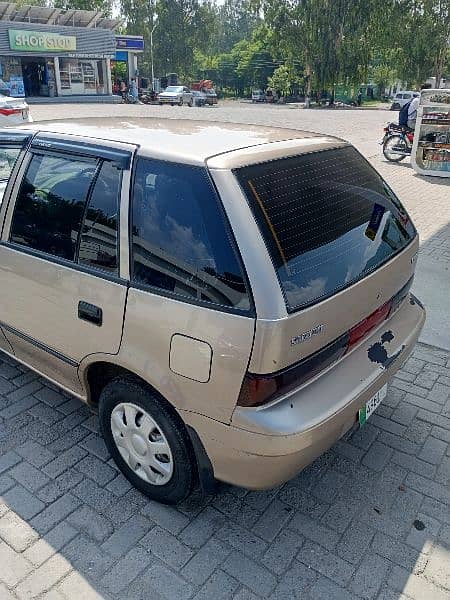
78,301,103,326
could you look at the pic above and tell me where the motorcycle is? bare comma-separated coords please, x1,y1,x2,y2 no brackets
381,123,414,162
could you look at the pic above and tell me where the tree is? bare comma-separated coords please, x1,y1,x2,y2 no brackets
262,0,389,103
53,0,112,13
370,63,397,97
216,0,261,53
268,64,299,95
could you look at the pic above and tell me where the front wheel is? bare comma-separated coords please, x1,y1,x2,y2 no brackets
179,98,183,106
188,98,193,107
99,376,196,504
383,134,407,162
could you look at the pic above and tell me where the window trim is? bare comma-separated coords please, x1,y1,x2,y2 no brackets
31,136,132,168
128,155,256,317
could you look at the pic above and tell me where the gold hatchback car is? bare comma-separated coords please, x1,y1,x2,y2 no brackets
0,119,425,504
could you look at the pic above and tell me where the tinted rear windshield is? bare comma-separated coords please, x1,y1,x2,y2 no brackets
235,146,415,312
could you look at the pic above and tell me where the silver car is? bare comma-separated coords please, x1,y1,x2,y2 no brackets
0,118,424,504
158,85,193,106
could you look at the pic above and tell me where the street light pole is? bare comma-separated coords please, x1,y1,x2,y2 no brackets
150,15,158,89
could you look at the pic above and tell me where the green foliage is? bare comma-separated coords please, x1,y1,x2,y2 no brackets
115,0,449,94
268,64,299,94
53,0,112,13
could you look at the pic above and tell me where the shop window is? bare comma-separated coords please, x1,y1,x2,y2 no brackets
59,58,105,95
0,57,24,97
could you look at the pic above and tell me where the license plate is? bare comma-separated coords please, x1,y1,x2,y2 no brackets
359,384,387,425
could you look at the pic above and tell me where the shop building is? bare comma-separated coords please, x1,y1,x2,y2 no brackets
0,4,122,98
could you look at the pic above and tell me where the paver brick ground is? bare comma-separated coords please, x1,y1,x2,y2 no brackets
0,104,449,599
0,343,449,599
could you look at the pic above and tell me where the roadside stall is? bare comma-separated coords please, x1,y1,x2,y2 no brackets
411,88,450,177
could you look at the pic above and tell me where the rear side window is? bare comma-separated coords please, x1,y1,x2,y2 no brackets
131,158,250,311
235,146,415,312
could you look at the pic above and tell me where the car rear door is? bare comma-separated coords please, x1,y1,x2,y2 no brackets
0,132,134,396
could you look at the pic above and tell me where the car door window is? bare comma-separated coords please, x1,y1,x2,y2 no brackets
10,153,97,261
131,158,251,311
78,160,121,274
0,147,21,204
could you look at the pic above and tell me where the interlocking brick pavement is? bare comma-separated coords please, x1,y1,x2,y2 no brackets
0,344,449,600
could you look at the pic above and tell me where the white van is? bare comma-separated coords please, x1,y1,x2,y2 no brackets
390,91,419,110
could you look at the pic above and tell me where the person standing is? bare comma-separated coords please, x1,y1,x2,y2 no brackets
407,83,432,130
119,80,127,101
130,78,139,102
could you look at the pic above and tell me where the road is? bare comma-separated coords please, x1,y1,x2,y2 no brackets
0,102,448,600
31,100,450,350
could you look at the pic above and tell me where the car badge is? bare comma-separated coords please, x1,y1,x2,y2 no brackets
291,324,325,346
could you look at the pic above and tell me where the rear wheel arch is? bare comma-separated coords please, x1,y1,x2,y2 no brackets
85,361,165,408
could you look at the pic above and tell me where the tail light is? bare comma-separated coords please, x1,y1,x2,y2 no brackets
347,300,391,352
0,107,21,116
238,277,413,408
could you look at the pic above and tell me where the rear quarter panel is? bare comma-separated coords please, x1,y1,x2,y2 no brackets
117,288,255,423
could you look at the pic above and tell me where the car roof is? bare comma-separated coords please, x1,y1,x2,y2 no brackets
19,117,346,167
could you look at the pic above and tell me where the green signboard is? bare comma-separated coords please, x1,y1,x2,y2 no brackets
8,29,76,52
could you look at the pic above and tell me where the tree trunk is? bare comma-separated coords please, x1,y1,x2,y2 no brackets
304,61,311,108
435,46,446,89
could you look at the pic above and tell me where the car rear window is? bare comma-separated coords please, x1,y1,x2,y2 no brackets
235,146,416,312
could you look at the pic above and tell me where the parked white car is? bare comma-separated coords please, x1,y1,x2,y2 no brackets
390,91,419,110
0,92,31,126
252,89,266,102
158,86,193,106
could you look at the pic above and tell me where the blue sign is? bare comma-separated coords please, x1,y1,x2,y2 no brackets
115,51,128,62
115,36,144,51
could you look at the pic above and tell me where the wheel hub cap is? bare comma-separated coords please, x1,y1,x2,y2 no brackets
110,402,173,485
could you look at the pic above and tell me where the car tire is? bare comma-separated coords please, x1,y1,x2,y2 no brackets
391,103,400,110
188,99,193,107
99,376,196,505
159,102,163,105
179,98,183,106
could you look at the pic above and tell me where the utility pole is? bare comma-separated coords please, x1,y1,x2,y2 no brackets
150,13,158,89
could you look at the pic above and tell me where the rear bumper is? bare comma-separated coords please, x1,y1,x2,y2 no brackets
158,97,179,104
181,295,425,489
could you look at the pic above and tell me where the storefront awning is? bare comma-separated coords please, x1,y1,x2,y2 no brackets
0,3,124,30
